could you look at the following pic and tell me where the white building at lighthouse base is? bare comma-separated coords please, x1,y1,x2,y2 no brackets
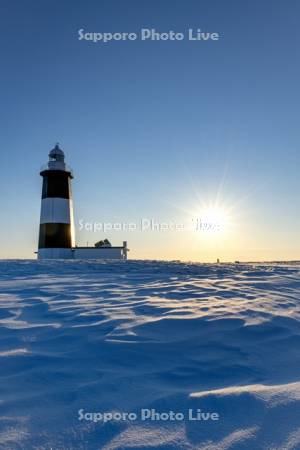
38,242,128,260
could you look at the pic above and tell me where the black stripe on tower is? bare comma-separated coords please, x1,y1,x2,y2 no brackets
38,223,72,248
41,170,73,199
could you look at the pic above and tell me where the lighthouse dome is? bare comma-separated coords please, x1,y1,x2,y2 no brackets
49,143,65,162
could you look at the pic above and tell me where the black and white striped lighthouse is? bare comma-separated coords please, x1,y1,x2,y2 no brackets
38,144,75,259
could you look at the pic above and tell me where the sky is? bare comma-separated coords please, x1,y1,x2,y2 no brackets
0,0,299,261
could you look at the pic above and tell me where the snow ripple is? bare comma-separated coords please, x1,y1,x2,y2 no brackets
0,260,299,449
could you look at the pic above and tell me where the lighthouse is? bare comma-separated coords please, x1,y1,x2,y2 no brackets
38,144,75,259
37,144,128,260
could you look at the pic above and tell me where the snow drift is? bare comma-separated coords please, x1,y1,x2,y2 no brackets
0,260,300,449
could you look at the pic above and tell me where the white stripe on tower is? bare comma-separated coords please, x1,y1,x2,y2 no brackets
38,144,75,259
40,198,73,224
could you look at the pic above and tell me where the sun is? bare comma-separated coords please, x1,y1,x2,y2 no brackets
186,203,233,237
167,193,236,238
197,206,230,233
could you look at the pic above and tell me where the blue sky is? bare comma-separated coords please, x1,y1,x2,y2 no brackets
0,0,299,260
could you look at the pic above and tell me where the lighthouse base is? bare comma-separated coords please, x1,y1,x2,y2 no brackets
38,243,128,260
38,248,74,259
